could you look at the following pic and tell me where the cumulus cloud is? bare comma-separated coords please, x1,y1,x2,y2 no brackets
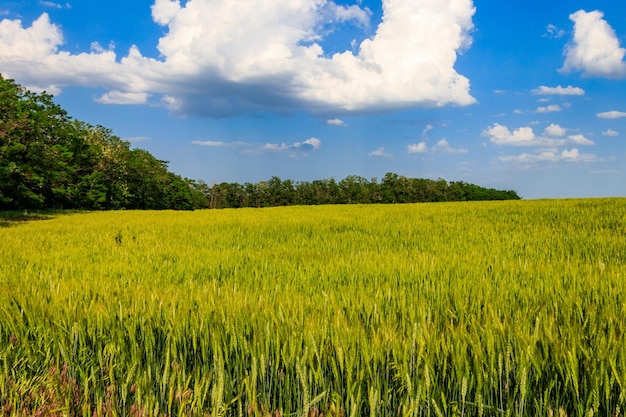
562,10,626,78
0,0,477,117
151,0,181,25
327,118,347,126
532,85,585,96
597,111,626,119
432,138,468,154
483,123,594,147
407,139,467,154
602,129,619,137
263,137,321,155
96,91,150,105
407,142,428,154
544,123,566,137
499,148,597,164
536,104,561,113
368,147,391,157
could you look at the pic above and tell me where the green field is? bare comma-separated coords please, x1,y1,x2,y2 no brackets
1,199,625,416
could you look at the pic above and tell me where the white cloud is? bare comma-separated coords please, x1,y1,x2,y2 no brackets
484,123,594,147
421,124,433,137
151,0,181,25
406,139,466,155
562,10,626,78
327,118,347,126
40,1,71,9
590,169,621,175
432,138,468,154
499,148,597,164
597,111,626,119
602,129,619,137
323,2,372,27
544,24,565,39
407,142,428,154
192,140,228,147
263,137,321,155
96,91,150,105
191,140,257,148
484,124,535,146
368,147,391,157
0,0,477,117
532,85,585,96
536,104,561,113
567,134,594,145
544,123,566,137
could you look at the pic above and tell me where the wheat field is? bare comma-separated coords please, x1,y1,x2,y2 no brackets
1,199,625,416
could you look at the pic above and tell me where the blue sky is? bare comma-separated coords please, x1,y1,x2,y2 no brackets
1,0,626,198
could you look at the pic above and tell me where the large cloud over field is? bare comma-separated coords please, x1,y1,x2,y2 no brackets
0,0,476,116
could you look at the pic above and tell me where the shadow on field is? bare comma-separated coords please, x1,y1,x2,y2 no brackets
0,211,55,228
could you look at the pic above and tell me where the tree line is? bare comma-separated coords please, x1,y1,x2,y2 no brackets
204,174,520,209
0,75,519,211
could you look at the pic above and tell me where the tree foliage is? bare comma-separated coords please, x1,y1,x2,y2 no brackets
203,174,520,209
0,76,207,210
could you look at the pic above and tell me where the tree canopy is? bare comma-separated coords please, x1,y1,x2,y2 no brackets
0,75,207,210
0,75,520,211
204,174,520,209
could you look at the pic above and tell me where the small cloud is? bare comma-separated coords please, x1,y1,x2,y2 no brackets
162,95,182,111
484,123,593,147
603,129,619,137
263,137,321,156
421,123,433,137
590,169,621,175
90,41,113,53
327,118,347,126
368,147,392,158
193,140,227,147
432,138,468,154
544,24,565,39
536,104,561,113
567,134,594,146
513,109,524,115
40,1,71,9
493,89,506,94
499,148,597,164
532,85,584,96
597,111,626,119
192,140,248,148
544,123,566,137
407,142,428,154
96,91,149,105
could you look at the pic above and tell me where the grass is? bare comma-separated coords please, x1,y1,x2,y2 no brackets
0,199,625,416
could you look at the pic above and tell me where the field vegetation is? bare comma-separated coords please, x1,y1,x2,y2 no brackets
1,199,625,416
